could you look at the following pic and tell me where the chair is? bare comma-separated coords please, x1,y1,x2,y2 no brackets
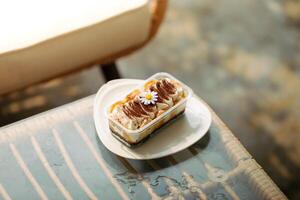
0,0,167,95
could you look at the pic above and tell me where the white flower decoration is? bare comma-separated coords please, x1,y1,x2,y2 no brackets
139,91,158,105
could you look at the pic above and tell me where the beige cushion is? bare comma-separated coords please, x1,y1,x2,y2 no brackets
0,0,151,95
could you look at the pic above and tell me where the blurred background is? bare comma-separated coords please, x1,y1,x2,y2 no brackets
0,0,299,198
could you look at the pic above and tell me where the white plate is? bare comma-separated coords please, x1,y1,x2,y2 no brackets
93,79,212,160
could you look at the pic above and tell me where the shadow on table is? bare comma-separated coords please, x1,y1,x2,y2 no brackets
124,130,211,173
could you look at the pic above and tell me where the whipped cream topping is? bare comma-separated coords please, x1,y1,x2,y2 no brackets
110,78,185,130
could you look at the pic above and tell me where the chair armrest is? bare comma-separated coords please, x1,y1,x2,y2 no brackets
100,0,168,64
148,0,168,40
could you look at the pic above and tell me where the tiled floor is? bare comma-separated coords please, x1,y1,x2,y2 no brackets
0,0,299,199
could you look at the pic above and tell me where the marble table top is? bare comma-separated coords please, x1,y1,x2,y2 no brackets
0,95,286,200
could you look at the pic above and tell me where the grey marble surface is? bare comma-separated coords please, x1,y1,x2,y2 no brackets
0,0,299,199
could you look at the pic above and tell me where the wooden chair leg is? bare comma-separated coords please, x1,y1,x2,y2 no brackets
99,62,121,82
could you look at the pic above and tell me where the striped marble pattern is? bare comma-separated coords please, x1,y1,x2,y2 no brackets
0,95,286,199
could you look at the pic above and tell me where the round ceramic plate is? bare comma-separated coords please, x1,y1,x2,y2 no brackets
93,79,212,160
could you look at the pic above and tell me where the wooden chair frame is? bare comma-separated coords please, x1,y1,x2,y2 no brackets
100,0,168,81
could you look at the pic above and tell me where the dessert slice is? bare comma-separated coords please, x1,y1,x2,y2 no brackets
108,76,189,147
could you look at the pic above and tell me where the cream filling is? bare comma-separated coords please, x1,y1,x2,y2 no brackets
110,78,185,130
